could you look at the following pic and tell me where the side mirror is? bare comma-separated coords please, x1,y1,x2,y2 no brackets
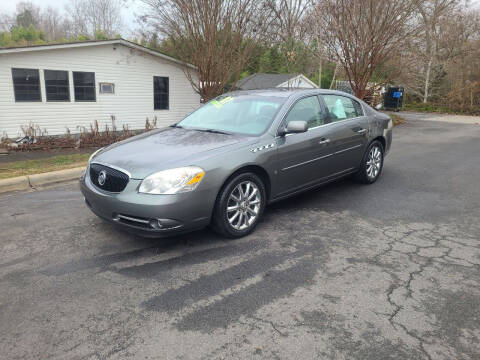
279,120,308,136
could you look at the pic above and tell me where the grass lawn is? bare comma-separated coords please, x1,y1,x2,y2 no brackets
390,113,406,126
403,102,480,116
0,153,91,180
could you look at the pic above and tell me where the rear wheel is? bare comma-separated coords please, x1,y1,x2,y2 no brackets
355,140,384,184
211,172,266,238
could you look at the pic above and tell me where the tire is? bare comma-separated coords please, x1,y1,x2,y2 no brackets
211,172,266,238
355,140,384,184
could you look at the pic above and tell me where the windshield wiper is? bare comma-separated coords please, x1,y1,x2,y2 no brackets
170,123,183,128
194,128,232,135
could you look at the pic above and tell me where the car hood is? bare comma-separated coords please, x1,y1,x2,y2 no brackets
92,127,250,179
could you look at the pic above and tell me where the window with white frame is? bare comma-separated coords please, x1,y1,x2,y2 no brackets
12,68,41,102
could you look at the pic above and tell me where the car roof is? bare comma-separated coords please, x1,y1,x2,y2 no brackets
224,88,356,100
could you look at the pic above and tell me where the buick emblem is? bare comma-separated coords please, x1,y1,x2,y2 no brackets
98,170,107,186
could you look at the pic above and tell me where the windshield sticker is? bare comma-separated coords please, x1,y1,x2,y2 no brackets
211,96,233,108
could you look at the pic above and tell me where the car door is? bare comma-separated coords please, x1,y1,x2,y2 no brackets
319,94,370,173
273,95,336,197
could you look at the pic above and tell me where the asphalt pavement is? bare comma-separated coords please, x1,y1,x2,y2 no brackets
1,113,480,359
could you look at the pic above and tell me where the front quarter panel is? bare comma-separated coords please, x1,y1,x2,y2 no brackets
193,136,277,201
368,111,392,155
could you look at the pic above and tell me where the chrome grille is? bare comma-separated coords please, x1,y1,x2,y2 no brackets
90,163,129,192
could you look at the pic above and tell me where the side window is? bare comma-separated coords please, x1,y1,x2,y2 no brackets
12,68,41,102
44,70,70,102
353,100,363,116
284,96,326,129
322,95,362,122
73,71,96,101
154,76,169,110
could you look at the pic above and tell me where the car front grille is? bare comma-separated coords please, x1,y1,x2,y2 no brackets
89,163,129,192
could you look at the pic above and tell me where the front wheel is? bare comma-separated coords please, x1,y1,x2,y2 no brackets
211,172,266,238
355,141,384,184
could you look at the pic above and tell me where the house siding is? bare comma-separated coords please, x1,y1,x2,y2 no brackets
0,43,200,137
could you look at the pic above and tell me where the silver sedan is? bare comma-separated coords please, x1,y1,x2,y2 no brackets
80,89,392,238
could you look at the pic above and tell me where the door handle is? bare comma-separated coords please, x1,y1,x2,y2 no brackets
355,128,367,135
318,138,330,145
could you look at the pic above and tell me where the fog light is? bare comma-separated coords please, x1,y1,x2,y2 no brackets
148,218,182,230
149,219,164,229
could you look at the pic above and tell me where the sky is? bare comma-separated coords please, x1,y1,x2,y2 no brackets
1,0,480,36
0,0,143,35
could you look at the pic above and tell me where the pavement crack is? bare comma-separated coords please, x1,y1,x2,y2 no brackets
251,316,288,337
377,224,461,360
386,284,402,323
395,321,434,360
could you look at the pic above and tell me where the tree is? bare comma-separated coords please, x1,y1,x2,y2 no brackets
435,7,480,109
263,0,313,43
415,0,460,103
263,0,316,77
303,4,330,88
40,7,70,41
317,0,419,100
66,0,125,38
140,0,267,100
0,13,15,32
15,2,41,28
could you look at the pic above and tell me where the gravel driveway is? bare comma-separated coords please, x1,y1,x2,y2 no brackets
1,113,479,359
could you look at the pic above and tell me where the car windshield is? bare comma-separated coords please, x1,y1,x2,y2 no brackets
177,95,285,136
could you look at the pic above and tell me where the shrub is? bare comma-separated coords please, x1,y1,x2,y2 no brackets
1,116,160,151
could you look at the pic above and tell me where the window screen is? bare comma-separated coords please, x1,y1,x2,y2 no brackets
45,70,70,101
73,71,96,101
284,96,326,129
12,68,41,102
154,76,169,110
322,95,362,121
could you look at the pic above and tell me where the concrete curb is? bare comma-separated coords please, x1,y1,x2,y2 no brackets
0,176,30,193
0,167,85,194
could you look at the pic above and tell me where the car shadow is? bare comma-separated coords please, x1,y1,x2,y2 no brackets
36,176,368,332
267,177,359,213
40,176,362,278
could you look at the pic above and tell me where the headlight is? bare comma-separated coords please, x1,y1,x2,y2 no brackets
88,147,104,163
138,166,205,195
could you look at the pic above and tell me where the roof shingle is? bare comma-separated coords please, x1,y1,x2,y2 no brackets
236,73,299,90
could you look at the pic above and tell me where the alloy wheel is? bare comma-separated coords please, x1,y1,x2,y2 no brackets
226,181,261,231
366,146,382,180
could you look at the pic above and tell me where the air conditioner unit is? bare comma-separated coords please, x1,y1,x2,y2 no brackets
99,82,115,94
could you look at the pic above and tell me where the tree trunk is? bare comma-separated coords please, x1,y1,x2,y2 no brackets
423,57,433,103
329,62,338,89
318,57,322,88
317,31,322,88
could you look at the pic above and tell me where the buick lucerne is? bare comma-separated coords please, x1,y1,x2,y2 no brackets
80,89,392,238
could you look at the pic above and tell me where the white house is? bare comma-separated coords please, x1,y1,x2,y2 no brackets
235,73,318,91
0,39,200,137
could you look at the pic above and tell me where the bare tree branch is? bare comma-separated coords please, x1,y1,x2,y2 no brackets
316,0,420,100
140,0,267,100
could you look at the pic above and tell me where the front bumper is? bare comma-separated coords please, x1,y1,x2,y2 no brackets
384,127,393,156
79,172,215,237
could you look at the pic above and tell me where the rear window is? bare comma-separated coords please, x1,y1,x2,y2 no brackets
322,95,363,121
